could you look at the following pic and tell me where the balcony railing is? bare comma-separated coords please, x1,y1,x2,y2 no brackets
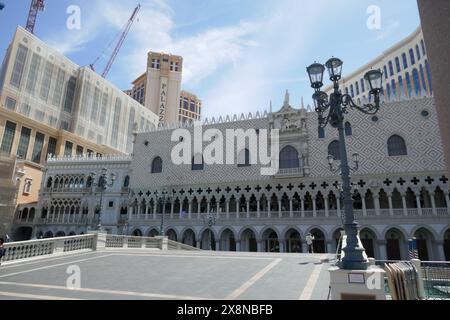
275,167,305,177
126,207,449,222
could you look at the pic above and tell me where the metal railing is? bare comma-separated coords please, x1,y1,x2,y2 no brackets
375,259,450,300
421,261,450,300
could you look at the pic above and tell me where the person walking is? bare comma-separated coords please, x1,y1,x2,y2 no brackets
0,238,5,266
306,233,315,253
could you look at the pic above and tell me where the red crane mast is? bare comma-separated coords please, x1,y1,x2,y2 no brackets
26,0,45,34
100,4,141,78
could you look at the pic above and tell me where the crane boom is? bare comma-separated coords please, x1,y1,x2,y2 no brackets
26,0,45,34
101,4,141,78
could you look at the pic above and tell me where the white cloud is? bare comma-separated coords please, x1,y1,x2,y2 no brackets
375,20,400,41
42,0,350,119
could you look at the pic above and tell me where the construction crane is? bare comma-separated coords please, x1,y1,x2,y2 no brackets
26,0,45,34
90,4,141,78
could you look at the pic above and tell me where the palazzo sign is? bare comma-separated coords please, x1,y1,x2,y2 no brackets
159,77,168,124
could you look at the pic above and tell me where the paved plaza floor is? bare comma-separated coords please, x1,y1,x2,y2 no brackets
0,250,333,300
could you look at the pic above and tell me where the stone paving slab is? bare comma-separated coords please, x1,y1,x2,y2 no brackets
0,250,334,300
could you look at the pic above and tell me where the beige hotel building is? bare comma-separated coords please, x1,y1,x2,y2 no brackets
0,27,159,237
126,51,202,126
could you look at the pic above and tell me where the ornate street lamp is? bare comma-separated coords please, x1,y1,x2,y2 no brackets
89,168,116,231
307,58,383,270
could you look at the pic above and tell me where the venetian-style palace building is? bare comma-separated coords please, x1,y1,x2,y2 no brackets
19,92,450,261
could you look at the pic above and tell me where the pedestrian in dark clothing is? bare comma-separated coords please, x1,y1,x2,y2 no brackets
0,238,5,266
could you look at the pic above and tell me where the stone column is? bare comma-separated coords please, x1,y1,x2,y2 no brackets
387,194,394,216
374,194,381,216
435,241,446,261
401,193,408,216
236,201,240,220
279,240,285,253
246,201,250,219
430,192,437,216
302,242,308,253
377,240,387,260
145,206,149,220
361,197,367,217
289,199,293,218
216,203,220,216
415,195,423,216
236,240,241,252
417,0,450,183
267,198,271,218
215,241,220,251
207,202,210,215
257,200,260,218
226,200,230,219
301,198,305,218
278,199,282,218
188,201,192,219
326,240,333,254
445,192,450,214
324,198,329,217
312,196,317,218
336,197,341,217
196,240,201,249
257,241,262,252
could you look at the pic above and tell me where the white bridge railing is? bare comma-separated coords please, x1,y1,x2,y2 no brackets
1,234,96,263
0,234,199,264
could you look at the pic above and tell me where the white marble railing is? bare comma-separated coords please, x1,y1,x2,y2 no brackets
47,154,132,163
1,234,96,263
105,235,199,251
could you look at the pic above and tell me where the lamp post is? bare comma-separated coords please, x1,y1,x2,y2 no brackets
89,168,116,231
159,188,171,236
202,210,217,251
307,57,383,270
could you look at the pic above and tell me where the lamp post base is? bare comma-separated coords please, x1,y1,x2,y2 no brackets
329,260,386,300
338,230,369,270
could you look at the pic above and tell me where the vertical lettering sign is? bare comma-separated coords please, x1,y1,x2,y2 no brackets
159,77,168,124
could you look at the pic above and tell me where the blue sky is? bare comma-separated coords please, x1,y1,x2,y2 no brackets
0,0,421,118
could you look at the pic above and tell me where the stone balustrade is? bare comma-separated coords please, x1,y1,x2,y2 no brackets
1,234,96,263
126,207,449,223
0,234,199,265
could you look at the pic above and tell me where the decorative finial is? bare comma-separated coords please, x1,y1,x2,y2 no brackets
284,89,290,106
269,100,273,112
